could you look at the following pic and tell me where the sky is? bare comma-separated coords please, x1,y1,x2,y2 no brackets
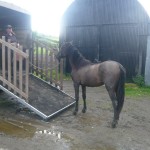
1,0,74,36
1,0,150,37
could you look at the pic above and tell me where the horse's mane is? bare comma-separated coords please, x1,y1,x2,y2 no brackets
68,45,92,69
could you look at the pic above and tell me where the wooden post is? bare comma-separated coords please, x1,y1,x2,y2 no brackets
19,46,23,98
31,41,34,73
55,58,58,87
2,36,6,86
25,49,29,102
13,46,17,94
45,49,48,81
7,39,11,90
60,59,63,90
36,43,38,76
41,47,43,78
50,52,53,84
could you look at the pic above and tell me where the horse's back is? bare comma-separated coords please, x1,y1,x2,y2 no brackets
99,61,122,85
72,60,123,87
100,61,121,71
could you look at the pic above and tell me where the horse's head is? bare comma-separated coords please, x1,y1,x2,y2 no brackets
56,42,73,61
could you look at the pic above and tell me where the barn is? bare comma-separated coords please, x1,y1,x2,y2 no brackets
0,1,32,49
60,0,150,80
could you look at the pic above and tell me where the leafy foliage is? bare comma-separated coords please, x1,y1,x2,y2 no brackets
133,75,145,87
32,31,59,48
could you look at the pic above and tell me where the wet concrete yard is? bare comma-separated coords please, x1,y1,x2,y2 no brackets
0,119,36,138
0,80,150,150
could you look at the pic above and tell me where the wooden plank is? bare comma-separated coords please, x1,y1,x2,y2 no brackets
45,49,48,81
0,37,28,58
60,59,63,90
25,50,29,101
50,52,53,84
31,41,34,73
19,46,23,98
41,47,43,78
55,57,58,87
0,76,27,99
7,39,11,90
13,49,17,94
2,36,6,86
36,43,39,76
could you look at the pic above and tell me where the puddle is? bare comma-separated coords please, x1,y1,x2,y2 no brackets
35,129,62,140
0,119,36,138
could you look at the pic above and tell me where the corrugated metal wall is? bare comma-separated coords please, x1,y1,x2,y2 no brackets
99,24,139,77
60,0,150,79
62,0,149,26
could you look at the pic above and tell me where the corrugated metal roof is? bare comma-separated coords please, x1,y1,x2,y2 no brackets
62,0,150,27
0,1,30,15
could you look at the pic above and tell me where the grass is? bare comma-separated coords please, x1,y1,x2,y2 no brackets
33,32,59,48
125,83,150,98
34,47,48,55
33,32,59,55
63,73,72,80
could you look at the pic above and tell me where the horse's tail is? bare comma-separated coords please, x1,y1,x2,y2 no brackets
116,65,126,115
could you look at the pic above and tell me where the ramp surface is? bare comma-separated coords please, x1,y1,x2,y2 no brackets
28,75,75,116
0,74,75,119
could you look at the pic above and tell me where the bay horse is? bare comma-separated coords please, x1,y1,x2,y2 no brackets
56,42,126,128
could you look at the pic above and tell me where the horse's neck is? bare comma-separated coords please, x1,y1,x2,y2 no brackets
67,47,78,70
68,56,78,70
68,54,91,70
67,46,92,70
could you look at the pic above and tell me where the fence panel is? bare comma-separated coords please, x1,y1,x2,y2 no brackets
0,36,29,101
32,40,63,90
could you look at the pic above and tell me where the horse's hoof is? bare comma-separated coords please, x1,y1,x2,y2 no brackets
111,123,116,128
111,121,118,128
73,111,77,115
82,108,86,113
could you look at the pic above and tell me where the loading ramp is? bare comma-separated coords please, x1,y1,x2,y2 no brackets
0,36,75,120
0,75,75,120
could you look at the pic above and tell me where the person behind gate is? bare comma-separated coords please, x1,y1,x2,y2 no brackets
0,25,20,93
4,25,19,45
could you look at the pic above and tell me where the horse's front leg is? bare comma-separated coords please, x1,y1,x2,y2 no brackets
73,82,79,115
82,85,87,113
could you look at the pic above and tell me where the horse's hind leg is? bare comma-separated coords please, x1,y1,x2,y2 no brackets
106,86,118,128
73,82,79,115
82,85,87,113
